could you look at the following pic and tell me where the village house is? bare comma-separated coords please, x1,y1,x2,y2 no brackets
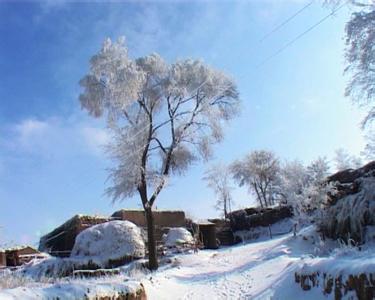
39,209,188,256
3,246,41,267
38,214,110,257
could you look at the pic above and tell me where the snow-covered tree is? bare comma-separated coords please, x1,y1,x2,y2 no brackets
203,163,233,219
334,148,362,171
276,157,330,223
344,4,375,128
363,131,375,160
231,150,280,208
276,160,309,205
306,156,330,184
325,2,375,158
324,1,375,126
79,37,240,269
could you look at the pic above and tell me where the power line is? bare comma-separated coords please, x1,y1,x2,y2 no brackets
259,0,314,42
257,1,348,68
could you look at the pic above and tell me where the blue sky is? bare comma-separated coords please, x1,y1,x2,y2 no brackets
0,1,366,246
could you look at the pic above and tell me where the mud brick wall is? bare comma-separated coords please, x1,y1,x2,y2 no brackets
112,210,186,228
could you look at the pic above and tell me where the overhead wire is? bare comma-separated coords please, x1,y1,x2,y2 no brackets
257,1,348,68
259,0,314,42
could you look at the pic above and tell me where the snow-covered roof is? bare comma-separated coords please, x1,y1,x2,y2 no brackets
2,245,38,252
194,219,215,225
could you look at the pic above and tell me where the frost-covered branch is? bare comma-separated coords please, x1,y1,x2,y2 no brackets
79,37,240,210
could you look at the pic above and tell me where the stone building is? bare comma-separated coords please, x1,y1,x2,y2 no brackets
39,215,110,257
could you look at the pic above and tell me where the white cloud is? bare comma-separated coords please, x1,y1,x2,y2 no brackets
14,119,49,146
81,127,110,155
3,114,109,159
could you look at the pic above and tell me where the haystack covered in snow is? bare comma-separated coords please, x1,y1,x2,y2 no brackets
71,220,145,268
163,228,194,247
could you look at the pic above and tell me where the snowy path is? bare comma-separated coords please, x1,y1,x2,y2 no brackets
143,234,301,300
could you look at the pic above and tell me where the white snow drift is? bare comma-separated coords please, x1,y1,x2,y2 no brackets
163,227,194,247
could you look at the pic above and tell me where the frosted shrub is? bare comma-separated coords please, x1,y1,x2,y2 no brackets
0,271,55,289
319,177,375,244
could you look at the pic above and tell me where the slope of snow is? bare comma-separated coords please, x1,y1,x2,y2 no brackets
143,225,373,299
71,220,145,265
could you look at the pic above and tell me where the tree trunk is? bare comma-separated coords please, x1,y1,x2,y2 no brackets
224,196,228,220
253,184,264,208
145,207,158,270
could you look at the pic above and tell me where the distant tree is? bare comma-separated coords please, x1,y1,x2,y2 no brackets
276,160,309,205
79,37,240,269
334,148,362,171
306,156,330,183
203,163,233,219
231,150,280,208
277,157,330,222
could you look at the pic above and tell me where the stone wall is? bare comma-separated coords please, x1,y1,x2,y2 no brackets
295,271,375,300
228,206,293,232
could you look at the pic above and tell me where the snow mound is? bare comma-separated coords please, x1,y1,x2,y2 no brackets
163,228,194,247
71,220,145,267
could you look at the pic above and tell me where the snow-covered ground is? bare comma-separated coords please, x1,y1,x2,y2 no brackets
144,231,300,299
1,225,374,299
143,226,374,299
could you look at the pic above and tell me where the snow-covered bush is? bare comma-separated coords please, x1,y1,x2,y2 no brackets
0,270,55,289
276,158,330,225
71,220,145,267
319,177,375,244
163,228,194,247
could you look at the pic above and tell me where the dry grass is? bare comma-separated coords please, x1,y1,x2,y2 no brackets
0,270,56,289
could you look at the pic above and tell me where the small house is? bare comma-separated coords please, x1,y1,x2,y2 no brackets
193,220,218,249
5,246,40,267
